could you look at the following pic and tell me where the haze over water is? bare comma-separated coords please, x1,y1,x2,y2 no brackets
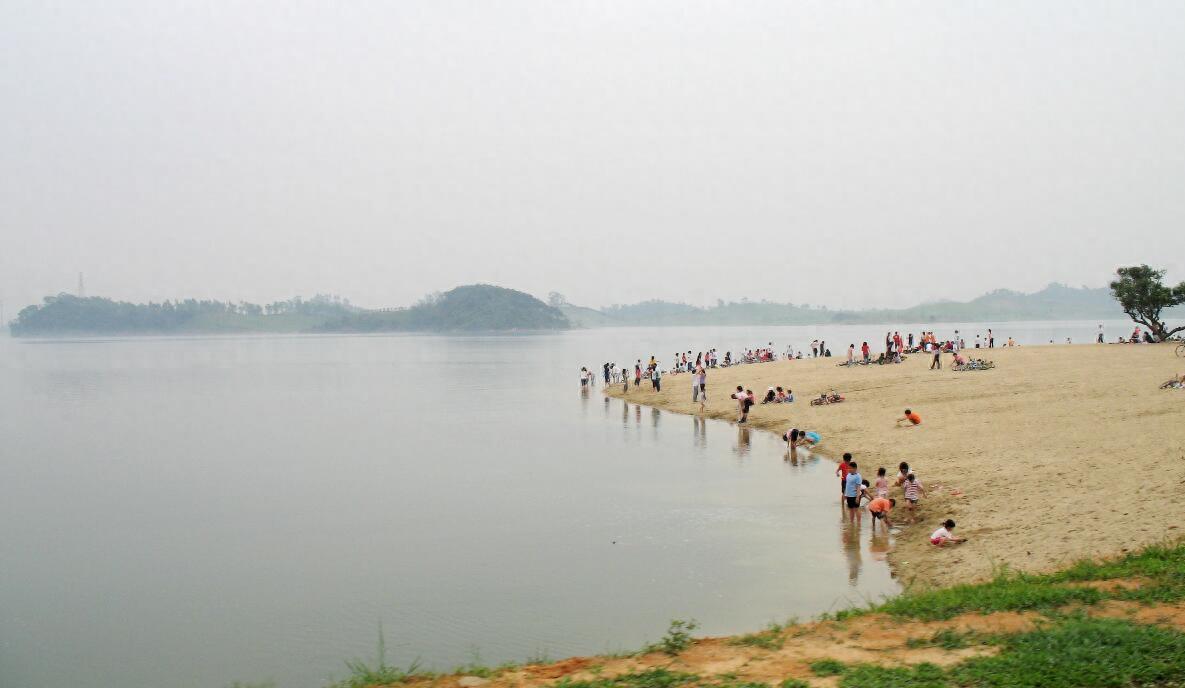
0,321,1123,688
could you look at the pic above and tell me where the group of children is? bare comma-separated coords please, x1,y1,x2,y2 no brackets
831,454,965,545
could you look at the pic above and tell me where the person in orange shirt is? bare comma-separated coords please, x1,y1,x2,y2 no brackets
896,408,922,427
868,497,896,529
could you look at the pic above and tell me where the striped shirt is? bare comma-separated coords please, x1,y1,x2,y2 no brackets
904,478,923,500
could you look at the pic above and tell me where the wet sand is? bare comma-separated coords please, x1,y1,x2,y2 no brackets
606,344,1185,588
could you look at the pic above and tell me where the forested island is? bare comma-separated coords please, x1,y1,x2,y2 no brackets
9,285,568,336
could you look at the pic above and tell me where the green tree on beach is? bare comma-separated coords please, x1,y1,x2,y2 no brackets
1110,265,1185,341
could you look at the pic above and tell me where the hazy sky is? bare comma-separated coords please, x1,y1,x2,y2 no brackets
3,1,1184,314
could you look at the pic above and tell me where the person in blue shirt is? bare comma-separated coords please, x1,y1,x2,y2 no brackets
844,461,864,511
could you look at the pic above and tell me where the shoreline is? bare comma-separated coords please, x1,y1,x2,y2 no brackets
604,343,1185,589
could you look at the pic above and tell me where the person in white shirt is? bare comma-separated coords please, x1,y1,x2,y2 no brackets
930,519,966,547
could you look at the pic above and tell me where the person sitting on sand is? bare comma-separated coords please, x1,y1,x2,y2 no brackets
952,352,967,366
775,386,787,402
761,387,777,404
868,497,896,529
931,519,966,546
896,408,922,427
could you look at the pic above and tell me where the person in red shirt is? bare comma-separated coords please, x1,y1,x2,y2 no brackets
860,341,870,362
836,452,853,506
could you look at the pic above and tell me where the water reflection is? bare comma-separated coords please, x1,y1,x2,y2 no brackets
733,427,751,458
841,513,864,586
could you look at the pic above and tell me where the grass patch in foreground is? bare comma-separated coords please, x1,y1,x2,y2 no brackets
832,617,1185,688
555,669,765,688
878,573,1103,621
728,622,787,650
808,659,846,676
951,616,1185,687
838,662,946,688
904,628,989,650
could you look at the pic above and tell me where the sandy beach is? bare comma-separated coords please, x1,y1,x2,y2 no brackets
606,343,1185,588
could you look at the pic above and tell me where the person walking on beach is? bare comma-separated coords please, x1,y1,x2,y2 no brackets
847,344,855,364
930,345,942,370
861,341,870,362
903,472,926,522
650,366,661,392
634,361,642,387
621,366,629,393
988,329,995,348
811,339,819,358
875,467,889,498
580,367,589,388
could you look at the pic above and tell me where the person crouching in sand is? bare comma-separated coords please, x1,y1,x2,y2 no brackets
931,519,967,546
868,497,895,530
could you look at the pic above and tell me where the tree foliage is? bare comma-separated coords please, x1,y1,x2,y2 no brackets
10,293,354,336
1109,265,1185,341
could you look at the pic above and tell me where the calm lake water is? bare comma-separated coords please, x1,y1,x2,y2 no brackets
0,321,1128,688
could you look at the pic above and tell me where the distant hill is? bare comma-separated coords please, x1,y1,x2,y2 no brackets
9,285,568,336
318,284,569,332
565,284,1151,327
8,294,354,336
559,304,620,328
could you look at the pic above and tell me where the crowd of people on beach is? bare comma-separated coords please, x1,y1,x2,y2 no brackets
579,330,993,554
580,323,1175,551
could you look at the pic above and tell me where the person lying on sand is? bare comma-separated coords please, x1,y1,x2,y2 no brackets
1161,374,1185,389
931,519,967,546
896,408,922,427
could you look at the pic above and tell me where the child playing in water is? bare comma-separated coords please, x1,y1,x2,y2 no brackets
836,452,852,505
931,519,966,546
868,497,895,529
